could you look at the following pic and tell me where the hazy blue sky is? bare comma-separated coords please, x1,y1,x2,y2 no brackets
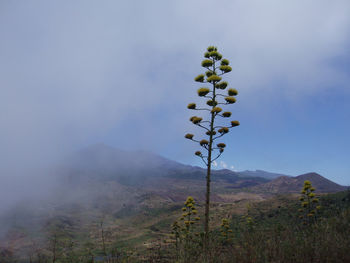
1,0,350,185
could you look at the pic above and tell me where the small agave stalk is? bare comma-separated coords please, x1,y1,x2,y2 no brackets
185,46,240,249
171,221,181,257
175,196,200,260
220,218,234,245
179,196,200,240
299,180,321,225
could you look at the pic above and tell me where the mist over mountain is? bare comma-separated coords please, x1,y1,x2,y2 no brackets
0,143,347,258
1,143,344,220
55,144,345,194
1,143,346,229
55,144,272,189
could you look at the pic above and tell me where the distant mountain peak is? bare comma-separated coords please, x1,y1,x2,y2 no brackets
296,172,323,179
251,172,346,194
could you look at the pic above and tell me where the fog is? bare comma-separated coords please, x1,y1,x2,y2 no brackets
1,0,350,218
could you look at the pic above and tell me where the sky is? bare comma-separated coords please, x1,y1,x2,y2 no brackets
1,0,350,189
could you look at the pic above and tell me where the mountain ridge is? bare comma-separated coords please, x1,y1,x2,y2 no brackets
58,144,345,194
238,169,291,179
251,172,346,193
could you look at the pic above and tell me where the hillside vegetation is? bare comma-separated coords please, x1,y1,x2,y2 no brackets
0,146,348,262
1,188,349,262
162,190,350,263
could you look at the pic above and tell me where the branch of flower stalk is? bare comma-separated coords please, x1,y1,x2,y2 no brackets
217,72,227,76
213,133,227,141
215,94,228,98
200,144,209,150
213,125,235,130
192,108,211,112
187,138,200,143
212,151,223,162
211,147,223,150
217,114,230,118
199,156,208,166
203,95,214,100
195,123,210,132
205,68,214,72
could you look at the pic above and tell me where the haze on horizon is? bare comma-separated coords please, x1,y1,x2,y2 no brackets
1,0,350,212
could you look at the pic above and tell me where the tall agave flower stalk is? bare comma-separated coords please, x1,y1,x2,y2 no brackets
185,46,240,248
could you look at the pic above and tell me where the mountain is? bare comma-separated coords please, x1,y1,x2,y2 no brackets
58,143,268,191
238,170,290,179
57,144,347,195
251,172,347,193
1,144,347,258
54,144,347,201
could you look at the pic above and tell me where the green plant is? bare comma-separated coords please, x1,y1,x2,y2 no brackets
185,46,239,248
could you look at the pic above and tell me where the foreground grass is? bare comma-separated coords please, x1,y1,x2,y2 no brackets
161,190,350,263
